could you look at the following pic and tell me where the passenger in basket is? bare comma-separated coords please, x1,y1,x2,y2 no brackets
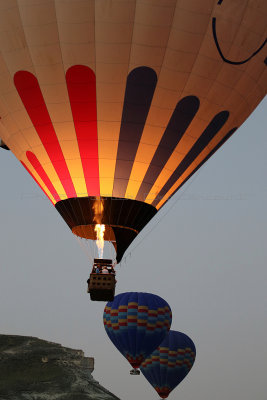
107,265,113,273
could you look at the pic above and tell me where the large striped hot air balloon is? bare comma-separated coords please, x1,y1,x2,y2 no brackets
0,1,266,262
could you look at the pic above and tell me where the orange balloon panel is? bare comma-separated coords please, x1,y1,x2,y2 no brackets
0,0,266,262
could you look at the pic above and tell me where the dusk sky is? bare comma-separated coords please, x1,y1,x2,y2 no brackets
1,96,266,400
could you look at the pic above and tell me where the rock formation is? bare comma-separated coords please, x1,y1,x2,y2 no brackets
0,334,120,400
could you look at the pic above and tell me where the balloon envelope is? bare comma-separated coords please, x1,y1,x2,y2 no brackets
0,1,266,261
140,330,196,398
103,292,172,368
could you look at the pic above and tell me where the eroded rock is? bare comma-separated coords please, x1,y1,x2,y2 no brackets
0,334,120,400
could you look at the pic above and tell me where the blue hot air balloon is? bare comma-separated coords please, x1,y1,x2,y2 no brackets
103,292,172,372
140,330,196,398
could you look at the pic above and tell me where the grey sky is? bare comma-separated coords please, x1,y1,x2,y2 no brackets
0,97,266,400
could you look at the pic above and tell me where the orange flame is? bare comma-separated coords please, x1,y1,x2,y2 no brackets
94,224,105,258
92,197,104,224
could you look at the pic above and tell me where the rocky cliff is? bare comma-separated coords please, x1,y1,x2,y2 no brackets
0,334,120,400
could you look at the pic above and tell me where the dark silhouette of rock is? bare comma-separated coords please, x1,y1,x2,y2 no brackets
0,334,120,400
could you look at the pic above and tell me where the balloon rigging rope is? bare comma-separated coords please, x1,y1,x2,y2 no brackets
74,235,93,264
122,169,201,263
67,197,94,263
108,196,114,262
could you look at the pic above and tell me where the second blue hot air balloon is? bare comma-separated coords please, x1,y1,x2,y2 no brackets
140,330,196,398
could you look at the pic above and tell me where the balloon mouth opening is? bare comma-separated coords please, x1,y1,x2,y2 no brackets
127,354,144,369
56,197,157,263
72,224,116,241
130,362,141,368
157,388,170,399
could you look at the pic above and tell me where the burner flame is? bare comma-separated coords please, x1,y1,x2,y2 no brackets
94,224,105,258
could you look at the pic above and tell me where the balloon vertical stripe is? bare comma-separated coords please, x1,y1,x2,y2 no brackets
158,127,238,209
14,71,77,198
112,67,157,198
66,65,100,196
20,160,55,204
152,111,230,207
26,151,61,202
136,96,200,202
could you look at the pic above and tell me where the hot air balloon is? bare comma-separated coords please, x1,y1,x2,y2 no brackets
140,330,196,399
0,0,266,265
103,292,172,373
